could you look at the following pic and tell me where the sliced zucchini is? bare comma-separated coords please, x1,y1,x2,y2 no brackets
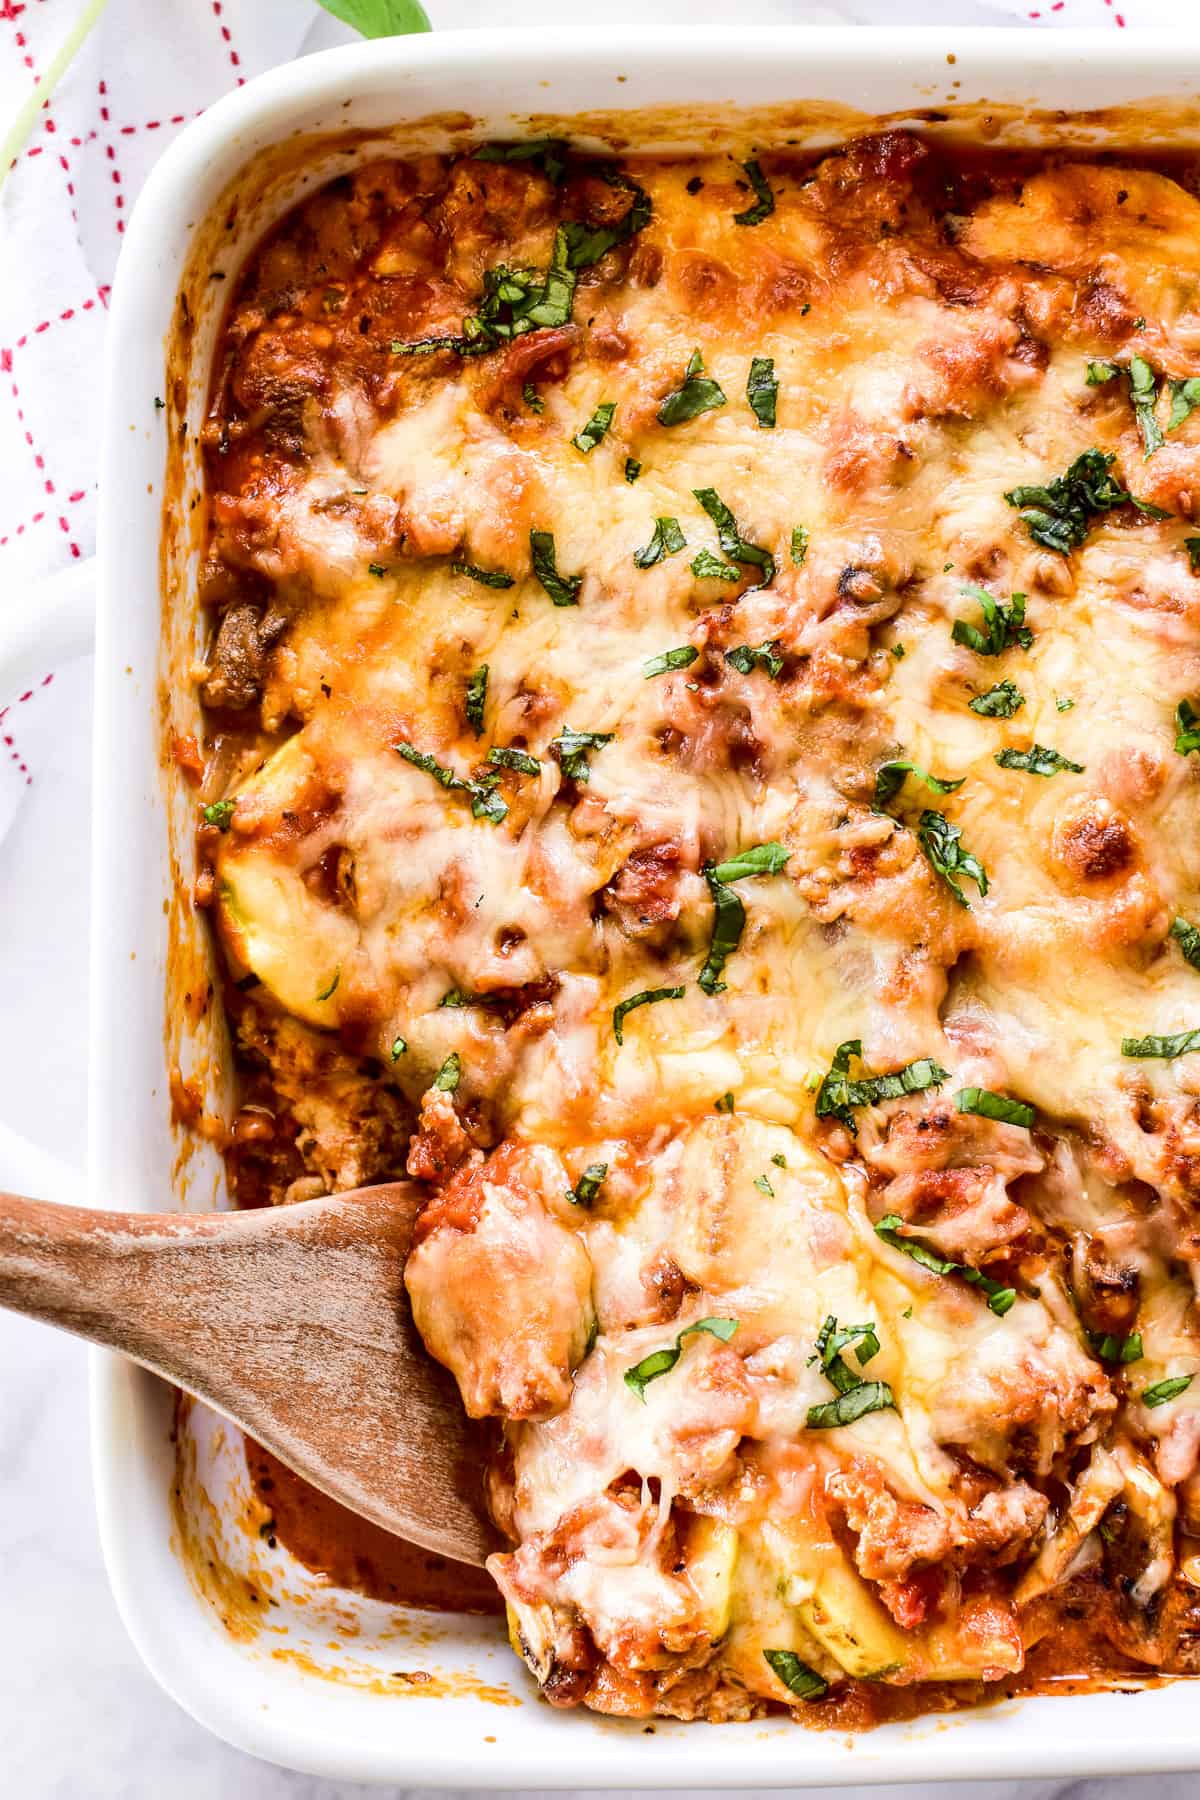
681,1514,739,1644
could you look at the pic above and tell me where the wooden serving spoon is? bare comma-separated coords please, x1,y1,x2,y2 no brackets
0,1184,498,1566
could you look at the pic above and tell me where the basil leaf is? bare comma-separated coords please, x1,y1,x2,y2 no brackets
202,800,235,831
753,1173,775,1196
566,1161,608,1208
1086,359,1120,385
395,740,508,824
807,1381,895,1430
994,743,1084,777
634,516,687,568
390,1035,407,1061
952,583,1032,657
522,380,545,415
657,349,727,427
1171,916,1200,970
624,457,642,484
709,842,790,883
1056,694,1075,712
315,968,340,1002
1122,1027,1200,1058
714,1091,735,1114
314,0,430,37
1089,1330,1143,1365
1175,698,1200,755
530,529,582,605
724,640,784,678
1004,448,1138,554
693,486,775,586
873,759,964,810
698,873,744,996
969,679,1025,718
691,549,741,582
474,138,566,185
451,560,515,589
464,228,576,343
391,332,488,358
763,1650,827,1702
612,984,686,1045
1129,355,1164,458
875,1213,1016,1316
733,157,775,227
433,1051,461,1092
917,809,989,908
465,665,488,738
1185,537,1200,574
813,1316,881,1380
1168,377,1200,431
438,989,469,1009
747,355,778,428
815,1040,948,1135
368,562,387,577
1143,1374,1194,1406
487,745,541,776
624,1316,738,1401
791,524,809,567
644,645,698,679
572,401,615,455
551,726,613,783
558,168,651,271
955,1086,1035,1129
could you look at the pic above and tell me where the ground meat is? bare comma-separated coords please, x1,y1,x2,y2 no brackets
202,604,288,710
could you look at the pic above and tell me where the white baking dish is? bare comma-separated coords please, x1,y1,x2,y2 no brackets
20,21,1197,1786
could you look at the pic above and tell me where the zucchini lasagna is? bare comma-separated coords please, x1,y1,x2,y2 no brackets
194,129,1200,1726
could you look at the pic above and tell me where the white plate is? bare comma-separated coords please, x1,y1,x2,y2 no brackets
90,25,1200,1785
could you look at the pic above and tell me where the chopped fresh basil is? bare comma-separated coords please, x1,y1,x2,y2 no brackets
612,984,686,1045
634,516,687,568
892,644,906,660
624,456,642,484
1122,1027,1200,1058
709,842,790,883
1185,537,1200,574
624,1316,738,1401
791,524,809,567
873,759,964,810
1168,377,1200,431
724,640,784,678
644,645,699,679
815,1040,948,1136
465,665,488,738
390,332,488,358
390,1035,407,1061
522,380,544,415
771,1152,786,1168
1004,448,1165,554
657,349,727,427
699,843,789,996
438,989,469,1009
474,138,567,184
530,529,582,605
202,799,235,831
315,968,340,1002
1171,916,1200,970
368,562,387,577
1055,693,1075,712
1175,699,1200,755
1129,354,1164,458
432,1051,461,1092
762,1650,827,1703
451,560,515,588
691,548,741,582
551,726,613,783
487,745,541,776
994,743,1084,777
952,583,1032,657
733,157,775,227
693,486,775,586
572,401,615,455
395,740,508,824
558,167,652,270
969,679,1025,718
807,1381,895,1430
1143,1374,1194,1407
462,229,576,345
566,1162,608,1208
875,1213,1016,1316
1086,359,1120,385
955,1086,1035,1129
1089,1330,1143,1365
714,1091,735,1113
753,1173,775,1197
917,809,989,908
747,355,778,428
805,1316,893,1429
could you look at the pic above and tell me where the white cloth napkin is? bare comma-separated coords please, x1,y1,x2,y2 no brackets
0,0,1180,1169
